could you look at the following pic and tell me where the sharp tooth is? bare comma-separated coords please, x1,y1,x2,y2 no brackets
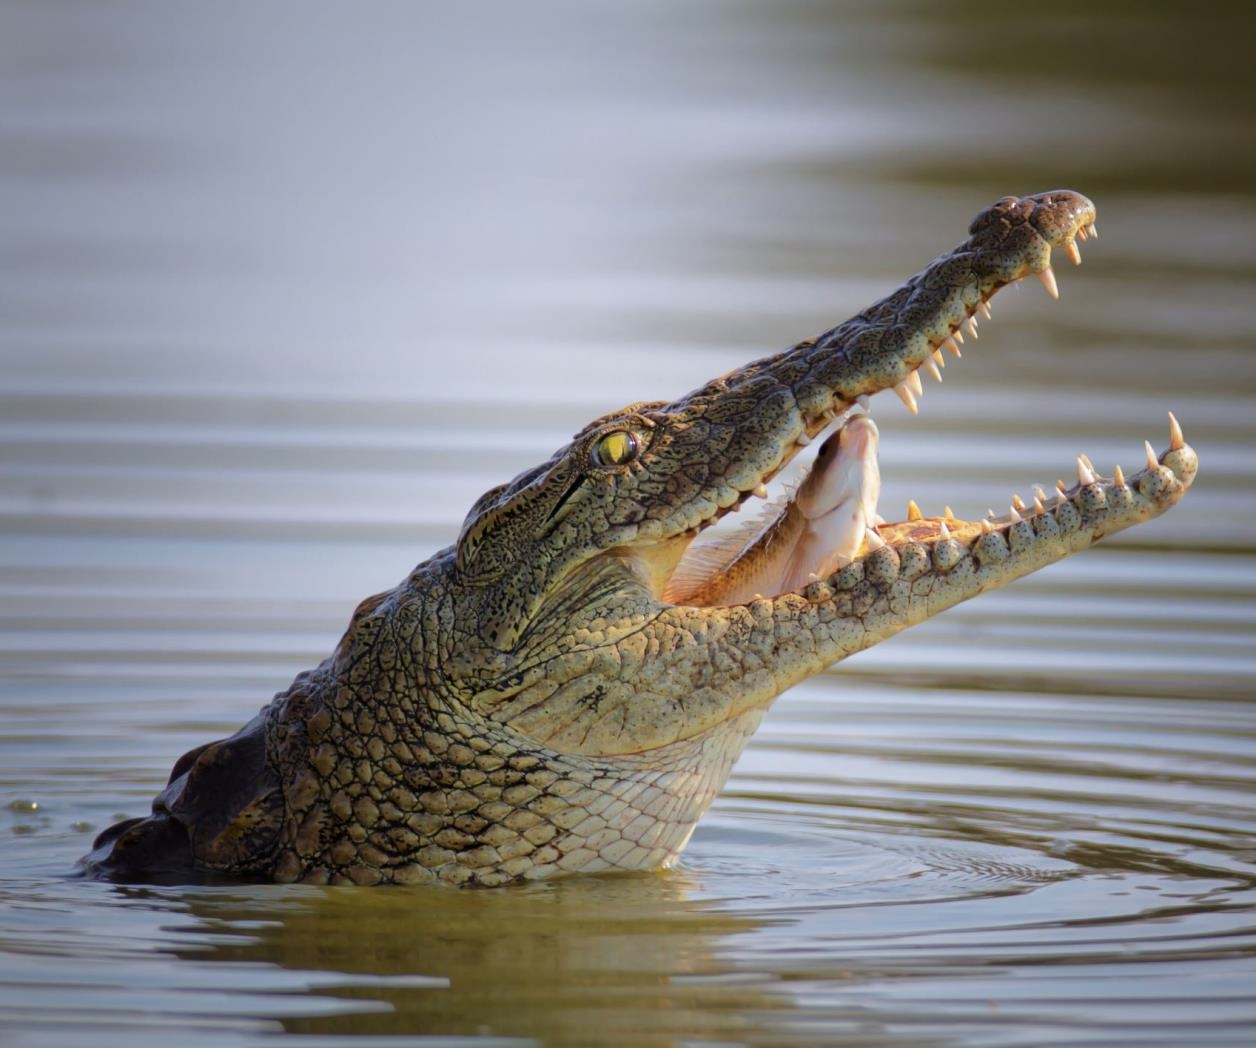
932,348,946,368
1038,266,1060,300
796,430,813,447
906,369,924,396
1145,440,1159,471
1168,411,1184,451
808,572,820,582
857,394,870,410
1011,493,1026,512
923,358,943,382
1079,452,1095,473
938,520,952,539
944,505,955,520
894,382,919,414
1077,456,1096,485
987,508,998,519
865,528,886,550
980,300,993,319
1113,464,1126,488
942,336,962,358
1089,222,1098,239
952,327,965,345
1077,225,1088,241
979,518,993,535
1033,485,1048,502
1056,478,1069,495
964,315,979,339
1033,496,1046,515
907,499,923,521
1009,505,1023,524
753,483,769,500
1065,239,1082,266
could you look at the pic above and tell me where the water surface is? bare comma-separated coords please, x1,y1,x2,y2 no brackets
3,3,1255,1045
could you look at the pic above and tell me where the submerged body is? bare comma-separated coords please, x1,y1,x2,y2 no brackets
85,191,1197,886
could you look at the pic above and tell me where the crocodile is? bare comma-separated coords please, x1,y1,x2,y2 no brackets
83,189,1198,887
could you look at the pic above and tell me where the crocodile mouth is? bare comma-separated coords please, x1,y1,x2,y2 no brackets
658,216,1192,608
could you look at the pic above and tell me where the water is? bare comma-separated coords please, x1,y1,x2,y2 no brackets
3,2,1255,1045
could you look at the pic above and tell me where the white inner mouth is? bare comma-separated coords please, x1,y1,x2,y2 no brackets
778,414,882,592
663,412,882,606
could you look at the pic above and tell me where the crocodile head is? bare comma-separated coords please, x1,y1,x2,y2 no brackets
448,190,1197,759
86,190,1198,887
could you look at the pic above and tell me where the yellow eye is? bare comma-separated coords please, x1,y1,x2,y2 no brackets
591,430,640,468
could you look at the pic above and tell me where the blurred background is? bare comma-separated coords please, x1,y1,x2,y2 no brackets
2,3,1254,1046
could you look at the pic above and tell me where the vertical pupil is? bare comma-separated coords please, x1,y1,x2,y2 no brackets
600,432,634,464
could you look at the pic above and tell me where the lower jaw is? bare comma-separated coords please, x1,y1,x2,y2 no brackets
677,416,1196,610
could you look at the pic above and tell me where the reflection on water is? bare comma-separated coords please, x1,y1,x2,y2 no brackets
1,875,781,1046
176,877,783,1044
2,2,1255,1046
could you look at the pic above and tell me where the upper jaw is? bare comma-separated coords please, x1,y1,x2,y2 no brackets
665,191,1099,534
789,189,1098,430
629,189,1182,605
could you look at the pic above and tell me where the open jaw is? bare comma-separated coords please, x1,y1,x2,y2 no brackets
655,196,1197,610
495,190,1198,761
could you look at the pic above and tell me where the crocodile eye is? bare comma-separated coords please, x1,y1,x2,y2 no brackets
591,430,640,468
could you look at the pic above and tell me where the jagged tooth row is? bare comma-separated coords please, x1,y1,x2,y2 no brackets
909,413,1183,532
798,414,1190,603
890,279,991,413
801,214,1100,435
796,396,872,448
889,220,1097,417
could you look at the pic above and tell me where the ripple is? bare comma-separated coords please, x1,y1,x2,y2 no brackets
3,2,1256,1045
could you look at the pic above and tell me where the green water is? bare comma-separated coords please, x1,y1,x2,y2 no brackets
3,3,1255,1045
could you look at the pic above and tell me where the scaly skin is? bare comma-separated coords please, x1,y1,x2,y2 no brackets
84,190,1198,886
